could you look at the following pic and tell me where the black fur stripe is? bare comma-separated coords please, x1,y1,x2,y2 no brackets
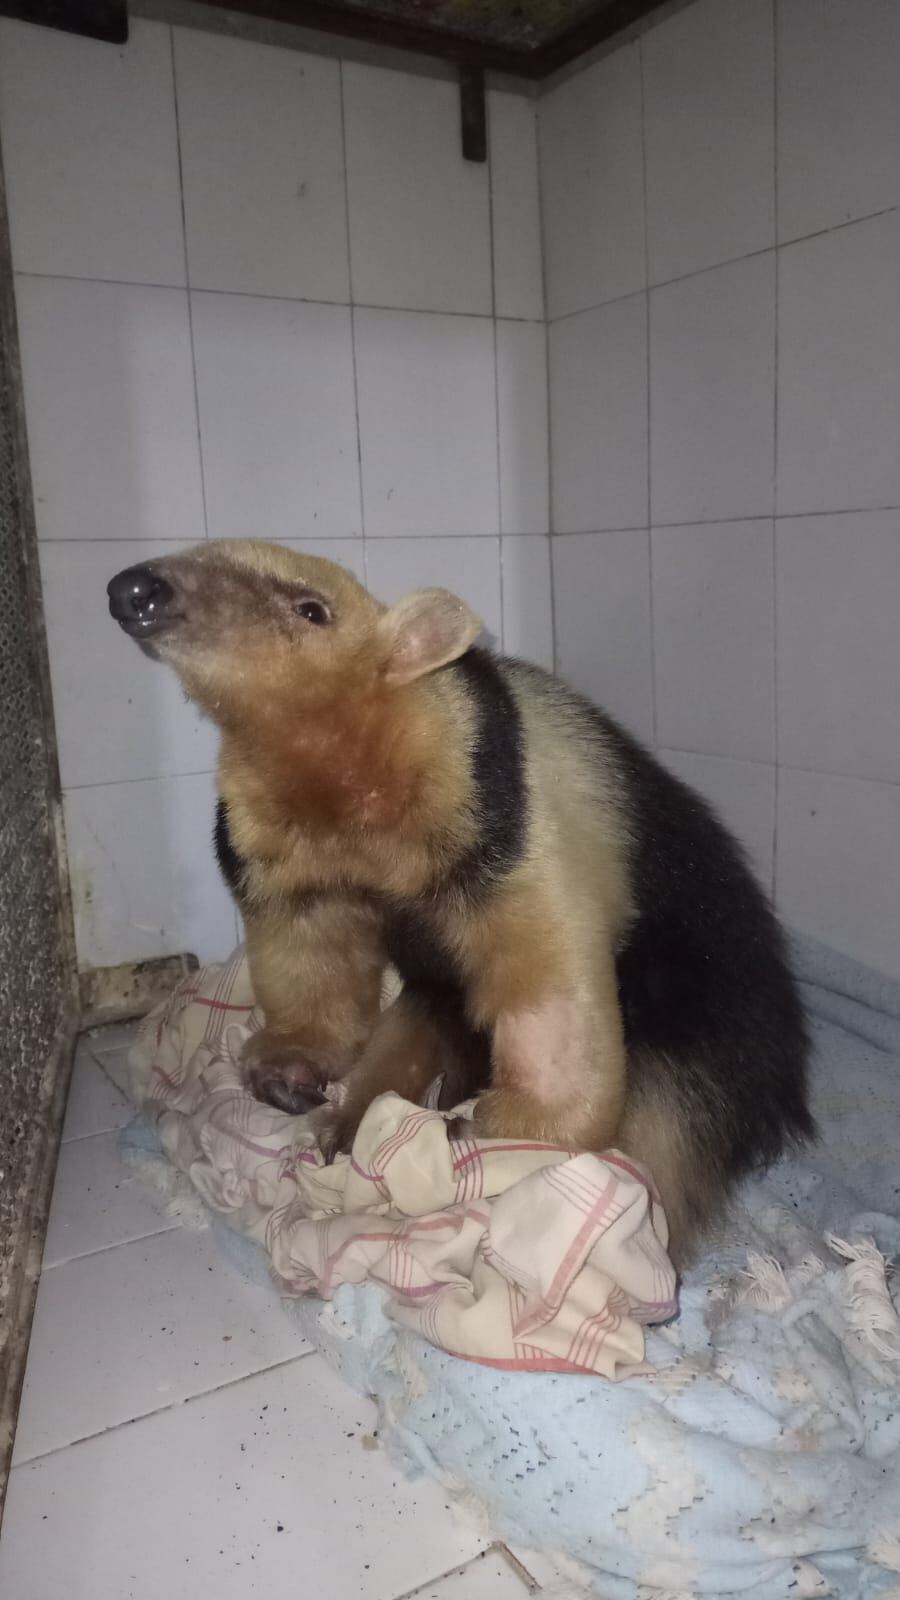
213,799,247,901
447,648,527,896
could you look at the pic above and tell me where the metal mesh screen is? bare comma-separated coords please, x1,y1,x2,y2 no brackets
0,173,74,1356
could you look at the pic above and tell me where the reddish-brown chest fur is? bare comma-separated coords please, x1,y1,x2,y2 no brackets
219,670,480,901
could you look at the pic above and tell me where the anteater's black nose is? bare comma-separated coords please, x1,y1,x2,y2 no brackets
107,565,175,636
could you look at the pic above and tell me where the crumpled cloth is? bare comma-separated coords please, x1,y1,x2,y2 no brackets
127,946,677,1377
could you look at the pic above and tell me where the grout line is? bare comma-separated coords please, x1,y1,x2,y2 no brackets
486,102,507,642
42,1221,181,1274
60,1121,130,1149
533,90,558,670
15,266,538,321
546,197,900,328
169,25,210,541
62,768,216,792
638,34,657,746
338,59,368,577
12,1351,316,1469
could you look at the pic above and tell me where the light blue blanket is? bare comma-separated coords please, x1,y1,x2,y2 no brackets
125,933,900,1598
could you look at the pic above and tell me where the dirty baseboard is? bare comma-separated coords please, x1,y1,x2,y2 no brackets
79,953,199,1029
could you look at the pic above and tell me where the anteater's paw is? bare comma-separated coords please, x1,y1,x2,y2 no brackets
310,1101,362,1164
240,1030,328,1117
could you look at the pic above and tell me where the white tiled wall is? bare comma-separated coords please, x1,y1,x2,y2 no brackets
542,0,900,978
0,17,549,971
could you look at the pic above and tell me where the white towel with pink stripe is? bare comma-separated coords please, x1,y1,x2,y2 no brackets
128,947,677,1378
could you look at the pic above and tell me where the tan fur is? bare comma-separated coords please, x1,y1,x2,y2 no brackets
116,540,636,1186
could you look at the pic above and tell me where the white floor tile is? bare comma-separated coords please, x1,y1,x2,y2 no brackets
405,1547,534,1597
14,1227,310,1462
43,1130,177,1268
61,1055,132,1144
1,1357,485,1600
83,1021,143,1058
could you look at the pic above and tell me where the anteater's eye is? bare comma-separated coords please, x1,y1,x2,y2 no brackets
294,598,330,625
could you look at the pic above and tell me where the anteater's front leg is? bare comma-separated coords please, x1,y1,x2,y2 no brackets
465,893,627,1150
241,894,385,1115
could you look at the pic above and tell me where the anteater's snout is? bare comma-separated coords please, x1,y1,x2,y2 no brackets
107,564,176,638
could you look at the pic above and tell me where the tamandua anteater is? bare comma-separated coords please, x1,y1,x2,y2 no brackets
107,539,812,1262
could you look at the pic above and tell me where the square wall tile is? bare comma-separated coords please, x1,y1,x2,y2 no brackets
15,277,204,543
2,1357,483,1600
501,536,553,669
13,1229,308,1464
776,511,900,783
549,297,647,534
355,309,498,538
174,31,348,301
651,519,774,762
344,61,491,314
489,89,544,321
280,538,365,584
777,0,900,242
40,540,217,789
64,772,238,969
659,749,776,893
643,0,774,284
192,293,360,540
0,18,184,284
497,320,549,535
552,531,653,742
650,252,775,524
366,537,502,647
777,769,900,981
777,211,900,515
540,45,645,320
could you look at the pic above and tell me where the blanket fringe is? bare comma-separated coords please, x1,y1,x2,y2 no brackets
826,1235,900,1366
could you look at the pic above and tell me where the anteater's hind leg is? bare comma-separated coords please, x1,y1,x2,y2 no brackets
617,1058,729,1269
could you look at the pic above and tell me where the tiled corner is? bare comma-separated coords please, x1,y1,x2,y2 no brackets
365,537,503,647
343,61,491,315
39,539,217,790
776,511,900,784
777,0,900,243
777,209,900,516
497,320,549,535
0,17,184,284
174,30,349,302
355,309,498,538
650,251,775,525
12,1227,310,1464
659,748,776,893
15,276,204,543
501,536,554,669
192,292,360,540
651,519,775,763
642,0,774,284
2,1356,485,1600
540,45,645,320
776,768,900,982
63,771,238,970
552,530,653,742
549,297,647,534
61,1051,131,1144
488,89,544,322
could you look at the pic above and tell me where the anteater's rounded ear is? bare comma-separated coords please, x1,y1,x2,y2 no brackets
381,588,482,685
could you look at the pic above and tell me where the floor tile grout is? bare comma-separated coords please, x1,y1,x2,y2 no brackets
42,1220,182,1273
12,1349,317,1470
